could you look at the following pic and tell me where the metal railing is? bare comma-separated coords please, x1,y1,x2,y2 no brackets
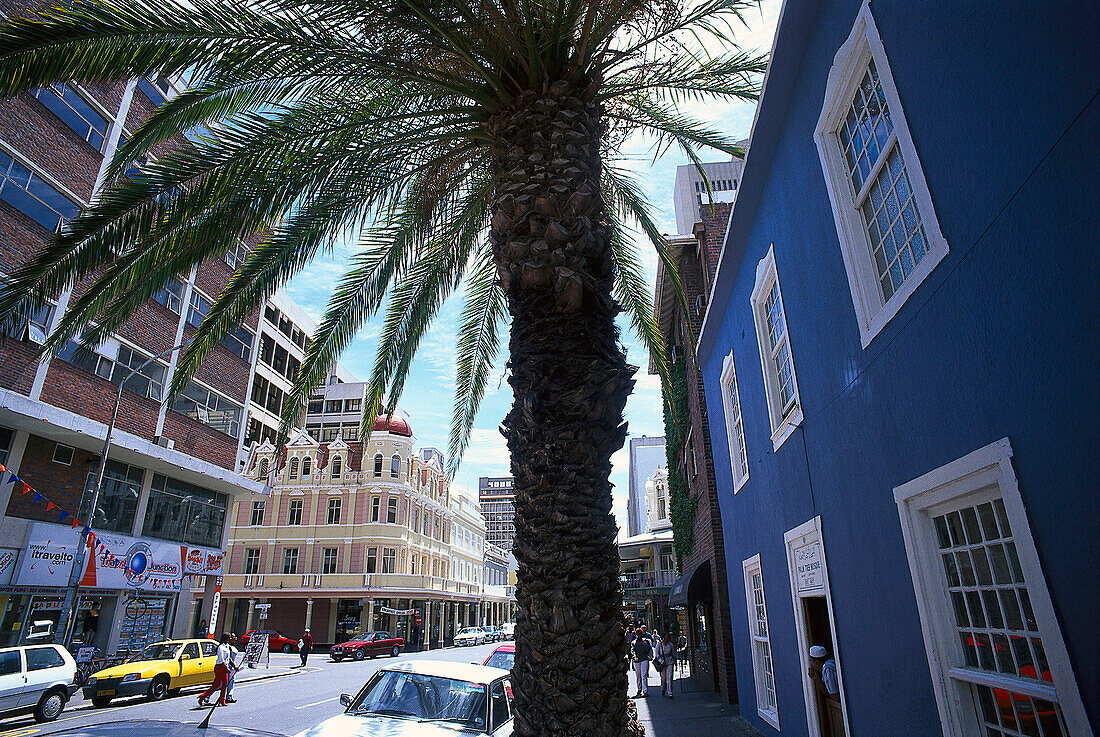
620,570,678,590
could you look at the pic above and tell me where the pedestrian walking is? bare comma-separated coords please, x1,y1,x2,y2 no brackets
630,625,654,698
656,632,676,698
198,633,236,707
225,633,243,703
298,628,313,667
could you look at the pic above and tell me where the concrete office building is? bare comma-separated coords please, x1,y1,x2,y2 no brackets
478,476,516,552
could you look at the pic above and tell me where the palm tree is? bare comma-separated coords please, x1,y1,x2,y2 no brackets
0,1,763,733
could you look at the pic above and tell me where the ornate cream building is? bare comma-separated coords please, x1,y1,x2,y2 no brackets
198,394,512,648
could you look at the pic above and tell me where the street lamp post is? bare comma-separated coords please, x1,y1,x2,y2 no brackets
57,344,186,647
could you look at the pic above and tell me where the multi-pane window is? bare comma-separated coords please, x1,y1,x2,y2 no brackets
288,499,303,525
173,381,242,436
0,151,79,231
390,455,401,478
720,352,749,490
934,500,1068,736
750,247,802,450
839,60,929,303
374,454,384,477
153,276,185,314
244,548,260,575
331,456,342,479
815,9,949,348
282,547,298,574
80,460,142,534
58,341,166,400
895,439,1089,737
387,498,397,524
302,457,311,477
32,84,109,151
143,474,226,547
224,240,248,269
289,458,299,480
344,399,361,412
743,556,778,729
327,498,341,525
7,301,55,344
324,400,342,413
188,291,253,360
322,547,338,575
382,548,396,574
250,501,265,526
365,547,377,574
370,497,380,522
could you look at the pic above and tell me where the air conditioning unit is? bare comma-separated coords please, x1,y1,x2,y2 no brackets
154,435,175,451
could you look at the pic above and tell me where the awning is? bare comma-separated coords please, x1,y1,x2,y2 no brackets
668,560,712,608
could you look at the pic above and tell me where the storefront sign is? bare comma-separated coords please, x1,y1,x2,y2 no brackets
794,541,825,594
18,523,225,592
0,548,17,586
379,606,417,616
16,526,80,586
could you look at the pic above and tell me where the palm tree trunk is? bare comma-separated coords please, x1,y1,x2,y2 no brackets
489,82,642,737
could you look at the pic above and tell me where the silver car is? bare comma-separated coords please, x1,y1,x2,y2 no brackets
0,644,78,722
295,660,513,737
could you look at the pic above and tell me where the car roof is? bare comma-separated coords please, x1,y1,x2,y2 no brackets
492,644,515,652
380,659,508,683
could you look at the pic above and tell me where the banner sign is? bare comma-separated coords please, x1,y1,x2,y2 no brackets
794,541,825,594
379,606,417,616
0,547,20,586
17,523,225,592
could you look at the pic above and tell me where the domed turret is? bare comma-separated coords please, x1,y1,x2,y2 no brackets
373,414,412,437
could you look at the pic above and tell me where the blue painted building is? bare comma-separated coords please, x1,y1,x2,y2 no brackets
695,2,1098,735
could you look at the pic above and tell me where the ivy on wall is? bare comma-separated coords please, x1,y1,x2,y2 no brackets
661,356,697,570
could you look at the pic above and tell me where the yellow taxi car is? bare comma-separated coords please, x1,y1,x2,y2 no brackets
82,639,218,707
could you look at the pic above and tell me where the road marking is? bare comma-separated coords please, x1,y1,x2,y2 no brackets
4,727,41,737
294,696,338,710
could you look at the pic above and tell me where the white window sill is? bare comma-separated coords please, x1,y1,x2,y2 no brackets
733,472,750,494
770,406,804,451
758,706,780,731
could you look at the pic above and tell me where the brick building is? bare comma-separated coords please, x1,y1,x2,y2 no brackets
0,4,329,655
653,196,738,702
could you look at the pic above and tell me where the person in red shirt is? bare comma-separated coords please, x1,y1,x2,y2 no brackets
299,629,313,667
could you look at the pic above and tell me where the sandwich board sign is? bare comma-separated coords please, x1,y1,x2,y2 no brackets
243,635,269,668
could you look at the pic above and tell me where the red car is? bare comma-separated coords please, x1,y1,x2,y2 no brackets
240,629,299,653
482,643,515,670
329,631,404,661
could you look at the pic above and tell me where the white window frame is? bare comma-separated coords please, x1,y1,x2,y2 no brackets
720,350,749,492
894,438,1091,737
750,245,803,451
742,553,779,730
815,1,949,348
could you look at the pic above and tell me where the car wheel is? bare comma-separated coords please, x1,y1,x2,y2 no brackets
282,644,293,653
34,689,66,722
92,696,113,708
353,648,366,661
148,675,170,701
391,645,400,657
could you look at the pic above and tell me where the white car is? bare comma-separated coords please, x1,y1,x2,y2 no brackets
453,627,485,646
295,660,513,736
0,644,78,722
499,623,515,640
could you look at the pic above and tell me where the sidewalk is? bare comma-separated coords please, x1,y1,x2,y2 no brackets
632,662,761,737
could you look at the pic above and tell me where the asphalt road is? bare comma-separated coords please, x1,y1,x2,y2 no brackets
0,641,508,737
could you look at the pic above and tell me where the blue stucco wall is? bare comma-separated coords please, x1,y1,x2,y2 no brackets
698,1,1100,735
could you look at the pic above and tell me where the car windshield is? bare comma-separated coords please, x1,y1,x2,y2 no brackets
352,670,487,727
130,642,180,662
484,651,515,670
345,630,374,641
458,628,478,636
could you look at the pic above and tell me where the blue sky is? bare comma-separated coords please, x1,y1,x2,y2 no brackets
281,2,780,538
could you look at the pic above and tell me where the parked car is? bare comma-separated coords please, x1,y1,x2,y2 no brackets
83,639,217,707
0,644,78,722
482,645,514,671
294,660,513,737
499,623,515,640
241,629,299,653
330,631,404,661
482,627,500,643
454,627,486,647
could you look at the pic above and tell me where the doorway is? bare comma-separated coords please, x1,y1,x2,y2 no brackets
784,518,849,737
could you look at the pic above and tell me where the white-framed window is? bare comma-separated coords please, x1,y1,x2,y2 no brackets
287,499,303,526
282,547,298,574
244,548,260,575
815,1,949,348
750,245,802,450
327,497,341,525
720,350,749,492
153,276,185,314
322,547,338,575
742,554,779,729
52,443,74,465
224,240,249,269
249,501,264,526
894,438,1089,737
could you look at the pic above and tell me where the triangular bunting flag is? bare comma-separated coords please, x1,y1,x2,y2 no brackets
32,492,44,503
0,462,7,473
45,501,57,512
21,482,31,495
57,510,68,522
71,518,81,529
5,472,15,485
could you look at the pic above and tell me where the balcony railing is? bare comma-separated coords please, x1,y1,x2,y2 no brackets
620,571,677,590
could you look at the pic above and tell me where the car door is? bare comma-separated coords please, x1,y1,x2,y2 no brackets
197,641,218,683
0,649,24,714
177,642,203,686
372,632,388,657
20,646,66,707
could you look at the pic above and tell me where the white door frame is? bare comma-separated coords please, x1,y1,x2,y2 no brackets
784,517,850,737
